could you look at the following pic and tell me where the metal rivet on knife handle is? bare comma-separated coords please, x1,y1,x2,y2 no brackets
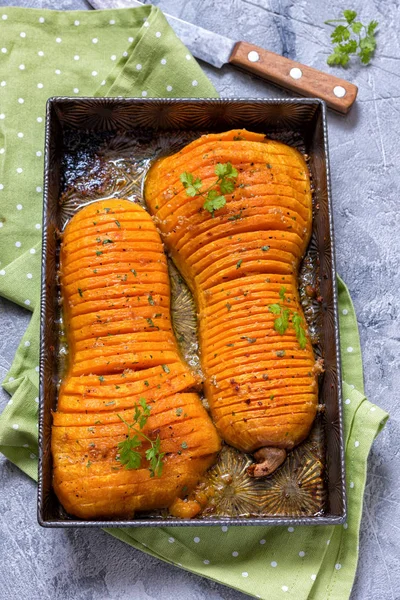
333,86,347,98
247,50,260,62
290,68,302,80
229,41,358,114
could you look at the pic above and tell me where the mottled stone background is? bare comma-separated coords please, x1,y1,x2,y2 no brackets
0,1,399,599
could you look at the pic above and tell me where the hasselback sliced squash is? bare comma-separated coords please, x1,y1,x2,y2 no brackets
145,129,319,477
52,199,220,519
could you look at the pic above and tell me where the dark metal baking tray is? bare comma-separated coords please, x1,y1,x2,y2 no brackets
38,98,346,527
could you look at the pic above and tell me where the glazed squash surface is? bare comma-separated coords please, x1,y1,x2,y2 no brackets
145,130,318,467
53,199,220,520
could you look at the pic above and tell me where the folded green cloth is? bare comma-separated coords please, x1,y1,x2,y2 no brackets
0,6,388,600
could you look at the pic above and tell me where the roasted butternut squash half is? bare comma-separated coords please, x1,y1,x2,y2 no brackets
145,129,319,477
52,199,221,519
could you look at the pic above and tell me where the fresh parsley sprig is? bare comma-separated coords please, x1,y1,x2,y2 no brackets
116,398,165,478
180,162,238,216
269,287,291,335
268,287,308,350
325,10,378,66
293,312,307,349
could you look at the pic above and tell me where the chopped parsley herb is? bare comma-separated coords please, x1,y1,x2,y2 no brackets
105,400,115,406
86,460,92,468
261,245,270,251
131,269,137,276
78,288,83,297
279,286,287,302
162,364,170,374
203,190,226,215
98,376,105,383
115,220,121,228
325,10,378,67
276,350,286,357
116,398,165,477
236,259,243,269
274,308,290,335
269,288,307,348
102,238,113,245
96,250,103,256
181,441,188,450
180,162,238,216
176,408,183,417
242,336,256,344
148,294,155,305
293,312,307,349
226,302,232,311
228,211,243,221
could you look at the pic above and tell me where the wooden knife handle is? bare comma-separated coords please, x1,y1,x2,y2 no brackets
229,41,358,114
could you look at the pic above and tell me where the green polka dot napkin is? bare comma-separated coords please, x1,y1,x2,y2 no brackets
0,6,388,600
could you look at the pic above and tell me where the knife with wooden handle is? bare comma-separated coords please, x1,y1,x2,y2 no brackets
88,0,358,114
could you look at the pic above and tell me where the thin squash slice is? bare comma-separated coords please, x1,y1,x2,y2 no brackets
145,129,319,477
53,199,220,519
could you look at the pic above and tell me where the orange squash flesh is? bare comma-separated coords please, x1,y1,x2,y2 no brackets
145,129,318,456
52,199,220,520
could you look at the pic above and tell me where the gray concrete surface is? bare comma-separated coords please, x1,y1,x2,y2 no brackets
1,0,399,599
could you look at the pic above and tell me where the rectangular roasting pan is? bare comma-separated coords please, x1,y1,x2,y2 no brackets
38,98,346,527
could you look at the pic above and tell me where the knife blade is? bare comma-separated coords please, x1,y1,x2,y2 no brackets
88,0,358,113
